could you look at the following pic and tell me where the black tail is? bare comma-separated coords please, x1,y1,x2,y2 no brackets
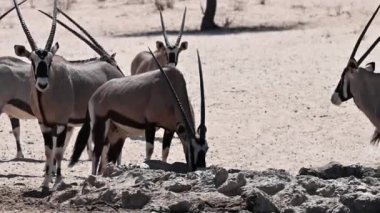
69,110,91,167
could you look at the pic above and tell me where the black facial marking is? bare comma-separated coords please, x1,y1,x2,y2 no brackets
196,150,206,168
35,50,48,59
168,52,176,64
36,62,48,78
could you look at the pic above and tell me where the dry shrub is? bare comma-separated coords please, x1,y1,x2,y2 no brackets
233,0,246,11
154,0,175,11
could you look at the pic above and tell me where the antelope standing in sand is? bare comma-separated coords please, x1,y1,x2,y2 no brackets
130,8,189,163
0,0,45,159
12,0,124,191
331,5,380,145
70,49,208,174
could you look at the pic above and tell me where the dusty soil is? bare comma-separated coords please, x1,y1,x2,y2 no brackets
1,0,380,211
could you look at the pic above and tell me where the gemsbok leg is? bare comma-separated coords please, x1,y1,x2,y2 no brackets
9,116,23,158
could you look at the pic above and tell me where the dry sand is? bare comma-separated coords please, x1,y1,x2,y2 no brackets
1,0,380,210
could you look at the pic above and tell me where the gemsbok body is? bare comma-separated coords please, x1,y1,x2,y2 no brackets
331,5,380,145
70,49,208,175
0,0,50,159
130,8,189,163
12,0,124,191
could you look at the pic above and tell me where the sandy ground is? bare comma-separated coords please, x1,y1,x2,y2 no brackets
1,0,380,202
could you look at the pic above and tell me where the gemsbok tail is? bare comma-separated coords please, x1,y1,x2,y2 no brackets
69,110,91,167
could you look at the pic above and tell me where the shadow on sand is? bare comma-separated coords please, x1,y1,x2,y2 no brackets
113,22,306,38
0,158,44,163
144,160,189,173
22,189,51,198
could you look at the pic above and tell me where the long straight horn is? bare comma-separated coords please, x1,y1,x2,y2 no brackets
197,50,206,139
57,9,108,56
45,0,58,51
349,4,380,60
0,0,27,20
175,7,187,47
12,0,37,50
159,10,171,46
148,47,196,137
358,36,380,65
39,10,105,57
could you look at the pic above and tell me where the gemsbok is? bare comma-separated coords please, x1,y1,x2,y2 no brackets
70,49,208,175
12,0,124,191
130,8,189,163
331,5,380,145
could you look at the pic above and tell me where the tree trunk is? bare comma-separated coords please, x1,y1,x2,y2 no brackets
201,0,221,31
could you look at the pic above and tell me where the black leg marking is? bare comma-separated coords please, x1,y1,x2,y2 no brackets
107,138,124,164
43,131,53,150
92,117,106,174
10,117,22,153
163,130,174,150
145,124,156,160
162,130,174,162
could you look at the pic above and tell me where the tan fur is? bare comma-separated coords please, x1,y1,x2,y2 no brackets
92,67,193,129
130,50,168,75
30,55,123,125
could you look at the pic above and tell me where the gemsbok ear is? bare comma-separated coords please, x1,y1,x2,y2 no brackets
14,45,31,59
156,41,165,50
180,41,188,50
365,62,375,72
51,42,60,55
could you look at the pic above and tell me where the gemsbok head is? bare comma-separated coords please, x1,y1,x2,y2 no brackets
12,0,59,92
331,5,380,145
157,7,188,66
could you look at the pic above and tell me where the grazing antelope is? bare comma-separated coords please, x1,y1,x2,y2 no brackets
331,5,380,144
12,0,124,191
70,49,208,174
130,8,189,163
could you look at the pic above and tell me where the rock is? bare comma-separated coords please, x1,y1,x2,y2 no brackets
121,190,151,209
273,185,307,207
102,163,123,177
52,189,78,203
55,181,72,191
165,182,192,193
299,162,364,179
99,189,118,203
340,192,380,213
218,173,247,196
214,167,228,187
298,176,325,194
330,204,350,213
243,188,280,213
257,182,285,196
169,200,192,213
86,175,106,188
316,185,335,197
